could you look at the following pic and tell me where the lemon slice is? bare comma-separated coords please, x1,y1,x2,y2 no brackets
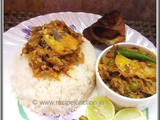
114,108,147,120
87,96,115,120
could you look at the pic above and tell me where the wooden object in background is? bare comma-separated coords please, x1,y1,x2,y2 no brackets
5,0,156,22
4,12,156,46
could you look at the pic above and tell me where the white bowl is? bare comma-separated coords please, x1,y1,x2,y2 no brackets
96,42,157,110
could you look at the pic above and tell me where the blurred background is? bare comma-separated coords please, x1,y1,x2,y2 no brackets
4,0,156,45
5,0,156,22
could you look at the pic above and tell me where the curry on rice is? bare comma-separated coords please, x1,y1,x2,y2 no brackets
22,20,84,79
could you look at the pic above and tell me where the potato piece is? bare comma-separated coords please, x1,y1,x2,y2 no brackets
115,54,156,79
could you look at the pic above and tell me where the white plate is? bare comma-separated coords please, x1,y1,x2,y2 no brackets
3,12,157,120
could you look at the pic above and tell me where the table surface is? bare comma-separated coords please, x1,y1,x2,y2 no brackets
4,12,156,46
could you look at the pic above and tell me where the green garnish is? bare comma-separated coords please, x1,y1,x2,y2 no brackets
131,82,138,91
116,48,156,63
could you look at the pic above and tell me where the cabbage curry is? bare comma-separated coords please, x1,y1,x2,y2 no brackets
22,20,84,79
98,45,156,98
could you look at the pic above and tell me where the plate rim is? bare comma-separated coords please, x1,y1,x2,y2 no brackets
3,11,157,120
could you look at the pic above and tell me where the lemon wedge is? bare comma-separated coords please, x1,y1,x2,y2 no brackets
86,96,115,120
114,108,146,120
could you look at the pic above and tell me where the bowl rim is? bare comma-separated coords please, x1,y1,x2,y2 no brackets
96,42,157,102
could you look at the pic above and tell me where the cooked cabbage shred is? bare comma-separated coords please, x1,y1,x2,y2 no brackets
98,45,156,98
22,20,84,79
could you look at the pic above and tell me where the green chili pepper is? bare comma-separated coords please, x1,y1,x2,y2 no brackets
116,48,156,63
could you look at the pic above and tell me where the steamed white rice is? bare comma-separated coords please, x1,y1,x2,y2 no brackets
11,37,96,117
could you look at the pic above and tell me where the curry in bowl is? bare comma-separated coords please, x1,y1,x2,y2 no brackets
98,45,156,98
